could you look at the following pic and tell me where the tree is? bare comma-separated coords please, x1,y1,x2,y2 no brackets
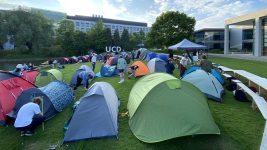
146,11,196,49
113,29,120,46
139,29,145,44
87,19,106,53
0,6,54,54
120,29,130,51
104,28,112,47
73,30,89,56
129,32,140,50
56,19,75,56
0,13,7,45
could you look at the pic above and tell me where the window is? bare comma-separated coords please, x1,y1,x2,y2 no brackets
86,23,89,27
81,23,84,27
90,23,94,27
119,26,122,30
81,28,85,32
112,30,115,34
133,27,136,32
116,26,118,29
108,25,111,28
130,27,132,31
137,28,139,31
86,28,89,32
127,27,129,30
76,22,79,26
123,26,126,30
112,25,115,29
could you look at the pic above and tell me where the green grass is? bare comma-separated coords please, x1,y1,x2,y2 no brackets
0,58,266,150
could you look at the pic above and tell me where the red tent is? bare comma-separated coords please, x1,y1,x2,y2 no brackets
60,58,70,64
21,70,40,84
0,71,36,125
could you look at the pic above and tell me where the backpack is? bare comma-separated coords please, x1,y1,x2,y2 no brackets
234,90,248,102
226,82,237,91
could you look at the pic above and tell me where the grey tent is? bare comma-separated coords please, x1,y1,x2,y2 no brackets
134,49,141,58
69,65,95,86
63,82,119,144
139,48,150,59
168,39,208,50
147,58,167,73
182,70,224,102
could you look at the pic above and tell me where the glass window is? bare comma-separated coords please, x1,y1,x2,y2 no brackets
119,26,122,30
81,28,85,32
123,26,126,30
116,26,118,29
133,27,136,32
130,27,132,31
108,25,111,28
86,28,89,32
112,30,115,34
127,27,129,30
81,23,84,27
90,23,94,27
76,22,79,26
86,23,89,27
137,28,139,31
112,25,115,29
243,29,253,40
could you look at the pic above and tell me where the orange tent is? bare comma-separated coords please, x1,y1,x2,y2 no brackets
105,57,118,66
128,61,151,77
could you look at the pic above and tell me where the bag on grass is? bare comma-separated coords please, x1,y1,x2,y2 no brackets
234,90,248,102
226,82,237,91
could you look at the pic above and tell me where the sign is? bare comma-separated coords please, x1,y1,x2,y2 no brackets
106,46,121,52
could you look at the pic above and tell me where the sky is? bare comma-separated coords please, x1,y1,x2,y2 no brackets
0,0,266,30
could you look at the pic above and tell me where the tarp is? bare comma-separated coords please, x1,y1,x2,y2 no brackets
0,71,36,125
21,70,40,84
183,66,224,84
147,58,167,73
182,70,225,102
70,65,95,86
63,82,119,143
128,61,150,77
168,38,207,50
128,73,220,143
8,81,74,121
35,69,63,87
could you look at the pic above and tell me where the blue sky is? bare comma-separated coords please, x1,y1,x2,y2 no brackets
0,0,266,29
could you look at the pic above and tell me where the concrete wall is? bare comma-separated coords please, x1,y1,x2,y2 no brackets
230,28,242,49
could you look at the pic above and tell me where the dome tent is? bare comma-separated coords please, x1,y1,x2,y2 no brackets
60,58,70,64
70,65,95,86
8,80,74,121
139,48,150,59
63,82,119,144
183,66,225,85
142,52,158,61
0,71,36,125
128,61,150,77
157,54,168,63
182,69,225,102
21,70,40,84
105,57,118,66
146,58,167,73
128,73,220,143
96,64,119,77
35,69,63,87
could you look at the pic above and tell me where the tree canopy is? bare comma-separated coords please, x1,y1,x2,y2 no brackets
146,11,196,49
113,29,120,46
120,29,130,51
87,20,106,53
0,6,54,54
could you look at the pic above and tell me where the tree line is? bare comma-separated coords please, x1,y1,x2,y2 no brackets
0,6,196,57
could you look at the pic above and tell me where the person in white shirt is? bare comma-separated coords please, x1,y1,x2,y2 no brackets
179,54,188,79
53,60,58,68
91,53,96,72
14,97,46,136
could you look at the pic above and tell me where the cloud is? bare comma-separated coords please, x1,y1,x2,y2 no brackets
57,0,127,20
0,0,21,10
143,10,162,26
154,0,170,12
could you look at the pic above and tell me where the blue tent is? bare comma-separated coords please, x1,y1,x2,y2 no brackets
63,82,119,144
8,81,74,121
168,39,207,50
157,54,168,63
69,65,95,86
96,64,119,77
183,66,224,84
143,52,158,61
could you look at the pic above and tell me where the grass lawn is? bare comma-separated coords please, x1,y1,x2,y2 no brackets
0,57,266,150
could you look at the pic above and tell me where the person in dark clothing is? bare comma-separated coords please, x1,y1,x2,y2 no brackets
73,71,94,91
103,53,108,63
131,50,135,61
128,65,139,79
165,58,175,75
168,52,173,59
199,54,213,72
124,55,130,74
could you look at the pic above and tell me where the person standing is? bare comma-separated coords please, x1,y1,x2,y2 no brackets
91,53,96,72
165,58,175,75
53,59,58,68
117,55,126,83
14,97,46,136
124,54,130,74
73,71,94,91
179,54,188,79
131,50,135,61
199,54,213,72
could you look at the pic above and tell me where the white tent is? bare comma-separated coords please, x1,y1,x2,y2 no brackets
168,38,207,50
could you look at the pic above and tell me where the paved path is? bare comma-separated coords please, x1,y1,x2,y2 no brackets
207,53,267,62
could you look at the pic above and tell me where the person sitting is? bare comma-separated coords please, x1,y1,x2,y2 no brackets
199,54,213,73
22,63,28,71
12,64,23,77
29,63,34,71
14,97,46,136
73,71,94,91
128,65,139,79
48,60,54,68
165,58,175,75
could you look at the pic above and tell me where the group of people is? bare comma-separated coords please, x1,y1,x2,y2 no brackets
12,63,35,77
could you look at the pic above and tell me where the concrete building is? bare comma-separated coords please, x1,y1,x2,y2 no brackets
224,8,267,56
67,14,150,36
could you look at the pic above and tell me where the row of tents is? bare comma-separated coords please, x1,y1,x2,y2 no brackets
62,73,220,144
60,55,103,65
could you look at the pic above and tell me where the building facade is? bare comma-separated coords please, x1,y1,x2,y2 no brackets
224,8,267,56
193,28,225,50
67,15,151,36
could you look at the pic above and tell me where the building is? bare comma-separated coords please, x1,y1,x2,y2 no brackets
31,8,67,23
224,8,267,56
192,28,225,50
67,14,151,35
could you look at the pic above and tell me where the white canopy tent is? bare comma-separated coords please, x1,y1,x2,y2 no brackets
168,38,208,50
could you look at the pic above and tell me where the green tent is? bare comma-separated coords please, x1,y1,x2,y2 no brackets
128,72,220,143
35,69,63,87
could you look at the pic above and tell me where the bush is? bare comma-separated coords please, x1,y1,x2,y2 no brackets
208,49,224,54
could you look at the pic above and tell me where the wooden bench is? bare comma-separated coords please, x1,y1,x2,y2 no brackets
222,73,232,82
218,66,233,74
231,79,242,83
